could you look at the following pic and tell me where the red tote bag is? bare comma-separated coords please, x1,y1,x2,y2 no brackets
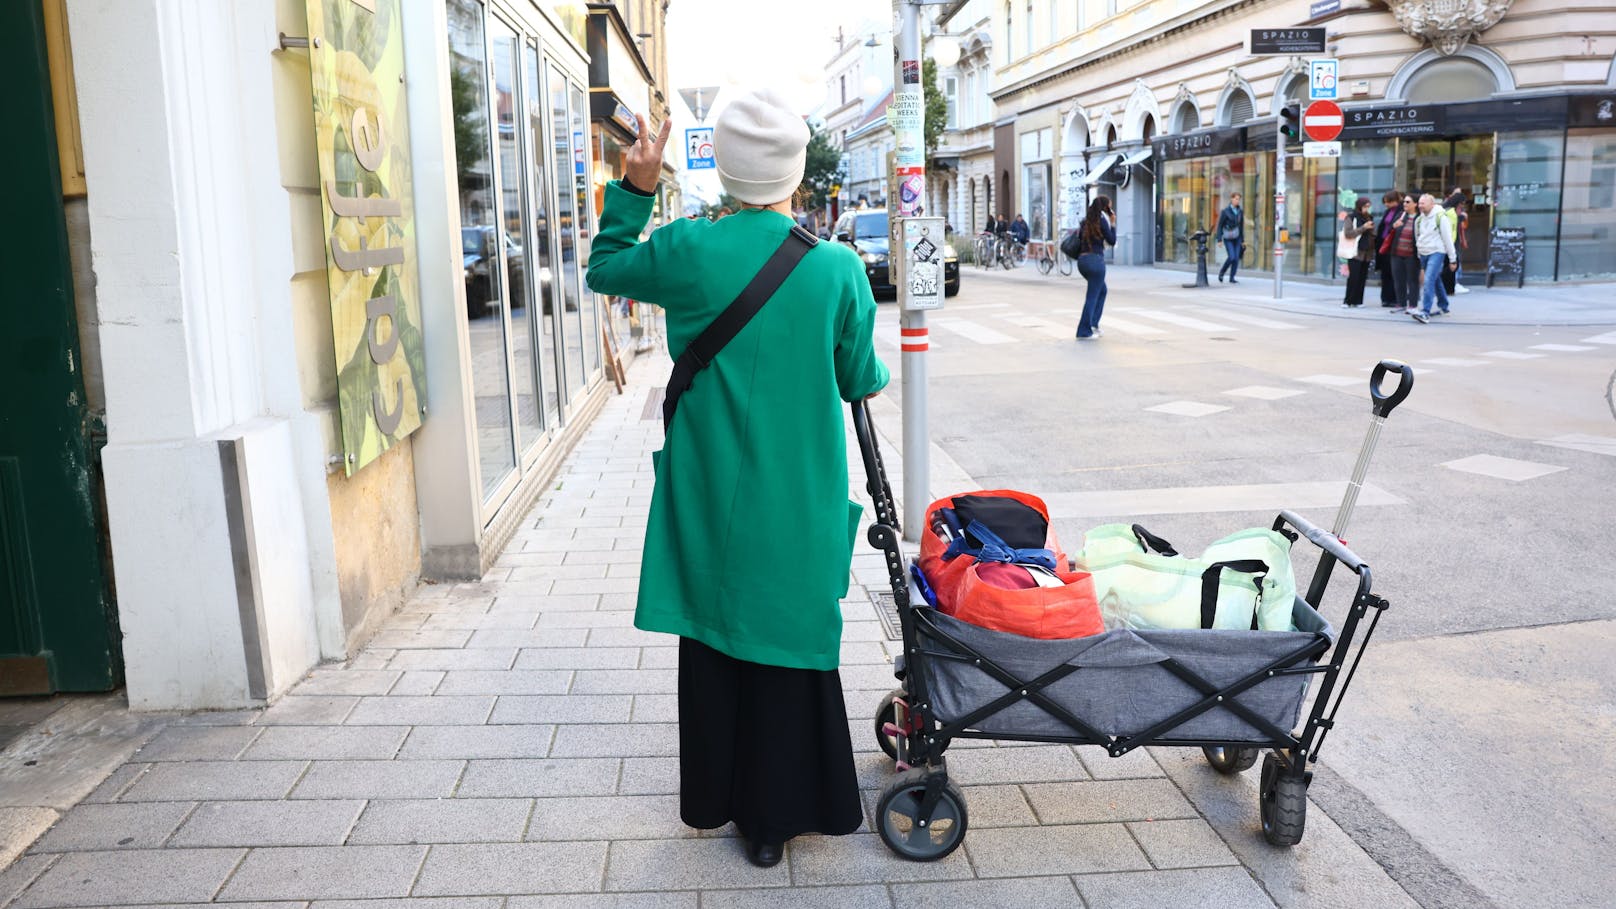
918,490,1102,640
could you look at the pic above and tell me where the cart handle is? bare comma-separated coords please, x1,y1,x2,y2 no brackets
1370,360,1414,418
1275,509,1368,577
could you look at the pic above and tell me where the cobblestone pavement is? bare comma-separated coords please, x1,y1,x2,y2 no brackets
3,359,1309,909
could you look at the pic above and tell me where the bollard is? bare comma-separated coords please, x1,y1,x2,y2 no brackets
1182,229,1211,288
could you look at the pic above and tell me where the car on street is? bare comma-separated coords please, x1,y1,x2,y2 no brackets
463,225,527,319
833,209,960,299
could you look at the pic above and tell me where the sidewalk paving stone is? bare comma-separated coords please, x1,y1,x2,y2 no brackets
257,696,358,726
861,783,1037,830
964,823,1153,877
434,670,574,696
1073,867,1276,908
940,745,1091,785
490,594,603,613
389,670,446,696
629,694,676,722
242,726,408,761
605,838,786,890
344,695,495,726
787,832,972,886
13,847,243,908
398,724,556,759
119,760,306,802
1127,818,1241,869
457,758,621,798
466,628,594,648
890,875,1080,906
28,802,193,852
293,670,403,697
548,723,678,758
1022,779,1198,824
702,883,893,908
131,725,260,762
512,647,640,670
289,760,463,800
526,794,696,841
218,845,426,902
507,893,696,909
167,800,364,848
616,757,677,795
347,798,533,845
488,695,630,725
569,669,676,694
318,899,501,909
413,841,608,896
532,611,637,629
385,648,519,671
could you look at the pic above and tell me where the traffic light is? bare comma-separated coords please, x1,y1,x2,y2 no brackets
1279,103,1301,142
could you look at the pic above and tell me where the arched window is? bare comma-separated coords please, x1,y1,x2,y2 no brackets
1105,124,1118,149
1404,57,1500,103
1141,114,1156,143
1225,88,1254,125
1171,101,1200,133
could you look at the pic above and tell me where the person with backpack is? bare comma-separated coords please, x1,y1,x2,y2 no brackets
586,91,888,868
1442,188,1470,296
1073,195,1117,340
1216,192,1244,283
1411,192,1458,323
1374,191,1404,306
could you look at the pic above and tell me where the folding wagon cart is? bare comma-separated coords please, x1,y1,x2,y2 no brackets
851,361,1415,860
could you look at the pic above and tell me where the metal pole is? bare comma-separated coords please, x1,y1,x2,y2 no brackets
1274,117,1286,300
894,0,928,541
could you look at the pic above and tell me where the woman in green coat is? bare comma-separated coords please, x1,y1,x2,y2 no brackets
586,90,889,868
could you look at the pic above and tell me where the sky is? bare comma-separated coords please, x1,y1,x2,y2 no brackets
661,0,896,207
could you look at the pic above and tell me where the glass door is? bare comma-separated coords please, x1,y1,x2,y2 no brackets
522,42,562,435
571,82,602,377
1452,135,1493,276
549,62,588,405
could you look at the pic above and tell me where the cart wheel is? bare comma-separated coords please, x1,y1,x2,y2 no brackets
1259,753,1308,846
876,768,969,861
1203,745,1260,775
874,689,907,761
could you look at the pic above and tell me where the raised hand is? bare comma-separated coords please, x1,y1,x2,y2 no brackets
626,113,672,194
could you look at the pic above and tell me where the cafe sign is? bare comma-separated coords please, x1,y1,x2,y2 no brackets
306,0,427,475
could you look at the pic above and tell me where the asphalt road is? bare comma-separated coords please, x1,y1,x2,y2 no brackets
874,262,1616,909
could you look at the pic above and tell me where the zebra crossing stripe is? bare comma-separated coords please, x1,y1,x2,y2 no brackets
933,319,1014,344
1580,331,1616,345
1088,316,1167,336
1129,310,1239,332
1182,308,1301,330
1530,343,1598,352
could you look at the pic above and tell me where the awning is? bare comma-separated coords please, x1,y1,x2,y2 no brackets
1121,148,1154,166
1079,153,1121,185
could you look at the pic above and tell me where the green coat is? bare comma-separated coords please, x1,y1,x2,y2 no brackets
586,182,890,670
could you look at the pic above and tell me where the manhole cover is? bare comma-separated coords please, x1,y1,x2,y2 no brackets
874,591,903,641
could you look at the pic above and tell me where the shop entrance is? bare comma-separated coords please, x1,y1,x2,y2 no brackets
1403,136,1494,276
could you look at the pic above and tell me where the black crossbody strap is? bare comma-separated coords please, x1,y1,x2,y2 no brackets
662,223,819,431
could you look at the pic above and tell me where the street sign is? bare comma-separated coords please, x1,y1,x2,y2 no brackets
1250,28,1326,55
1309,0,1341,17
898,217,945,311
1303,140,1342,158
1309,59,1338,100
677,86,719,123
1303,100,1343,142
685,127,715,170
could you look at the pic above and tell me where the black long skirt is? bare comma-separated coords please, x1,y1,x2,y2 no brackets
677,637,864,842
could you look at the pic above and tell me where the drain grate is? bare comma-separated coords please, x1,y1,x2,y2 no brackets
874,591,903,641
641,388,665,421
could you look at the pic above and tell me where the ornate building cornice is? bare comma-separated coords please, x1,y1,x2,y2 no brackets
1383,0,1513,56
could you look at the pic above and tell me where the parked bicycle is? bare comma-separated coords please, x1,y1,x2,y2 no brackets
1035,235,1075,276
994,235,1026,269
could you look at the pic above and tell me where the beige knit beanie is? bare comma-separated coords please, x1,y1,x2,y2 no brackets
713,89,810,205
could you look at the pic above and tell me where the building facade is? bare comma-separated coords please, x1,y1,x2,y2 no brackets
823,24,896,217
5,0,628,710
987,0,1616,283
932,0,1000,238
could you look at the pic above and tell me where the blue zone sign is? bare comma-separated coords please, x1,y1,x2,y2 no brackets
686,127,715,170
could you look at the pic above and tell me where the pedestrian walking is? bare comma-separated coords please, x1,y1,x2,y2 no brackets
1383,193,1421,313
585,91,889,868
1374,191,1404,306
1341,197,1376,307
1442,187,1470,296
1216,192,1244,283
1074,195,1116,340
1411,192,1457,323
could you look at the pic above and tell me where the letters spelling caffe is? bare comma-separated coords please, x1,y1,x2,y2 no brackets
1154,92,1616,284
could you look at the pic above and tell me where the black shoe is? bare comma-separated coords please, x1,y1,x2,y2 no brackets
745,836,783,868
1218,274,1225,282
1229,278,1239,284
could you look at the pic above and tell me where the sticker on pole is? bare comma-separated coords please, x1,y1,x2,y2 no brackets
900,217,945,312
1303,100,1343,142
685,127,715,170
1303,141,1342,158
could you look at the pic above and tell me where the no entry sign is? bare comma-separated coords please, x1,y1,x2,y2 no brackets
1304,100,1344,142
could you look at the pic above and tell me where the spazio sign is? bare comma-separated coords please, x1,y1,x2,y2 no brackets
1340,106,1447,139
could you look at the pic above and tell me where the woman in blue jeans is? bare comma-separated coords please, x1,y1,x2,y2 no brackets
1075,195,1116,339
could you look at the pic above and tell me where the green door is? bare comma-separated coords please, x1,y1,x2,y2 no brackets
0,1,120,695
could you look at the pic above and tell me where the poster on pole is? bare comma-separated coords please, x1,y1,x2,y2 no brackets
306,0,426,474
900,217,945,311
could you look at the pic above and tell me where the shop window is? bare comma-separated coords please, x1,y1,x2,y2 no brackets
1493,130,1564,281
447,0,517,499
551,62,588,399
1403,57,1498,104
945,76,958,128
1560,131,1616,279
523,43,561,429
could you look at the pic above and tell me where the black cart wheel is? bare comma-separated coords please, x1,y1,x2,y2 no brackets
874,689,907,761
876,768,968,861
1203,745,1260,775
1259,752,1308,846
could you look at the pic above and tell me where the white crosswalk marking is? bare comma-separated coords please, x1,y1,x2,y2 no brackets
1296,374,1362,387
1530,343,1598,352
1146,401,1230,417
1224,385,1306,400
1181,308,1301,330
1129,310,1239,332
1537,434,1616,458
933,318,1013,344
1422,357,1490,367
1581,331,1616,345
998,314,1074,340
1088,316,1168,336
1440,454,1567,482
1481,350,1545,360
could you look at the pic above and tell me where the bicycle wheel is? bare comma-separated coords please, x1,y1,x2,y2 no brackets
1036,249,1054,274
1014,245,1027,267
998,240,1013,269
1058,252,1074,276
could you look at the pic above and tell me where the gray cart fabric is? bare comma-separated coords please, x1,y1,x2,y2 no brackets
914,589,1335,743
